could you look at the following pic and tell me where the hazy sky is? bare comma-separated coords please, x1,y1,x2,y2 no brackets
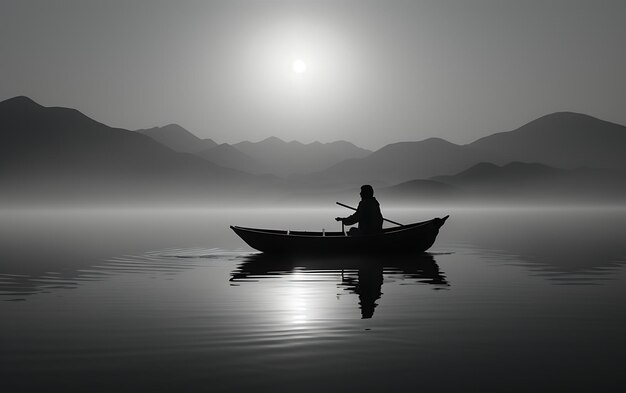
2,0,625,149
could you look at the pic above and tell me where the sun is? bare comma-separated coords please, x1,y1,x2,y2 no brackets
292,59,307,74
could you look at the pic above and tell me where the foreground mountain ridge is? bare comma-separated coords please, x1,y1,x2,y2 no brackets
0,96,278,204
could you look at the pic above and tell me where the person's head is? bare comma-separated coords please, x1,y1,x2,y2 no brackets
360,184,374,199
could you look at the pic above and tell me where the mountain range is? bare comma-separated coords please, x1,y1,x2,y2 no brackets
232,137,371,177
295,137,507,188
138,128,371,177
469,112,626,170
299,112,626,189
1,95,625,205
136,124,218,153
0,96,276,204
380,162,626,204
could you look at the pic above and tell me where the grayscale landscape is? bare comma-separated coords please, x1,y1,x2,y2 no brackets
2,1,626,392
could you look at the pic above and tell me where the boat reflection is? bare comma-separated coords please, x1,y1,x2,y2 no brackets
230,253,449,319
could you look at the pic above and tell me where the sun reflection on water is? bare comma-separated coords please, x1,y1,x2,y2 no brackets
286,272,309,324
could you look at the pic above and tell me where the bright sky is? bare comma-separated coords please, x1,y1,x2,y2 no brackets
1,0,625,149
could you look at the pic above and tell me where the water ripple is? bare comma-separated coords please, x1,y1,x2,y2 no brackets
0,248,244,301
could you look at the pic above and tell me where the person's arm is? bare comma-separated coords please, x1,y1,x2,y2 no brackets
336,202,362,226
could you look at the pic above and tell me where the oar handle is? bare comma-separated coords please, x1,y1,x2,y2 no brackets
336,202,404,226
336,202,356,211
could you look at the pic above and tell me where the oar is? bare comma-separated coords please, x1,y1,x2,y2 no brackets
336,202,404,226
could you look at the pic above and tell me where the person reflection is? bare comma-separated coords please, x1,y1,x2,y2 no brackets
230,253,448,319
340,263,383,318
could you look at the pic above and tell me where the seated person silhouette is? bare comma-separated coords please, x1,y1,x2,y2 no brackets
335,185,383,235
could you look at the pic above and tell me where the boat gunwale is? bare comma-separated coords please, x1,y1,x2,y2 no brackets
230,219,439,239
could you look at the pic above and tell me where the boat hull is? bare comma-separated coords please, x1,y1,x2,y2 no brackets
231,216,449,254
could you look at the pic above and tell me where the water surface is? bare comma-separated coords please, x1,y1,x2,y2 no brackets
2,207,626,392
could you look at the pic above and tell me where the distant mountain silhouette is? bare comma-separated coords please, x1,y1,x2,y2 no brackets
378,161,626,204
135,128,372,177
0,96,274,203
378,179,461,202
136,124,217,153
196,143,269,175
299,112,626,191
469,112,626,170
428,162,626,202
432,162,559,187
3,96,626,205
233,137,372,177
298,138,506,189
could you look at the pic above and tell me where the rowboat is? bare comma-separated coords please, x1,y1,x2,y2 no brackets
230,215,449,254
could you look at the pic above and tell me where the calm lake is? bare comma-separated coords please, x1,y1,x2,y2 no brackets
2,207,626,392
